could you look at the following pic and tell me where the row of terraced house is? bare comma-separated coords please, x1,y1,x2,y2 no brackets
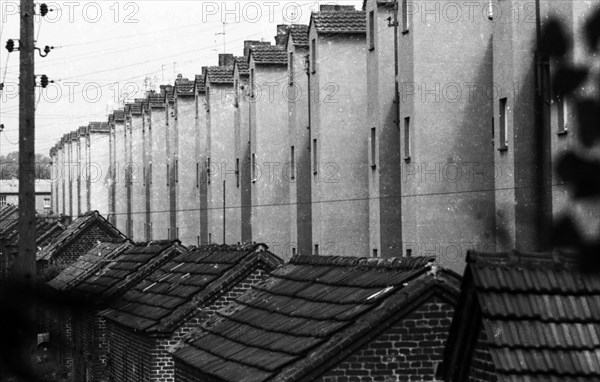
1,203,596,381
48,1,599,273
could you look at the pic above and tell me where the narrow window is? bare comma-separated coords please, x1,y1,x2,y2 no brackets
291,146,296,180
292,247,297,256
499,98,508,150
234,79,239,107
369,11,375,50
404,117,411,161
557,95,568,134
209,233,212,244
236,158,240,188
251,154,256,182
289,52,294,85
44,198,51,208
371,127,376,169
207,157,211,184
313,139,318,175
402,0,409,32
314,244,319,256
373,249,378,258
311,39,317,73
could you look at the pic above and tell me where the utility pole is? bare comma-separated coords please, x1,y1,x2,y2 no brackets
17,0,36,284
215,22,227,54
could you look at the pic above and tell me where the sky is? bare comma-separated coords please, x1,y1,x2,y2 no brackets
0,0,361,155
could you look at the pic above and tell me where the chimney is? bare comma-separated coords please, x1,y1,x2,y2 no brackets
201,66,208,77
275,24,290,46
319,4,356,12
218,53,235,67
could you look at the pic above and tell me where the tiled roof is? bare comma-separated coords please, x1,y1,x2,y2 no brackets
127,101,143,115
195,75,206,93
37,211,127,262
234,57,249,77
48,240,133,291
172,255,459,382
175,76,195,96
310,11,367,34
250,45,288,65
113,109,125,122
100,243,282,333
148,92,165,108
206,66,234,84
439,251,600,381
288,24,309,46
0,205,19,234
1,214,65,251
89,122,109,133
68,240,185,303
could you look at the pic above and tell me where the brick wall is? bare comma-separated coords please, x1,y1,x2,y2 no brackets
52,222,121,267
50,307,73,379
72,310,110,382
318,296,454,382
468,327,497,382
107,321,154,382
113,265,270,382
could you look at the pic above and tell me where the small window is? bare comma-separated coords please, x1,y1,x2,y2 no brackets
311,39,317,73
291,146,296,180
404,117,411,161
557,95,568,135
314,244,319,256
369,11,375,50
0,195,7,206
289,52,294,85
371,128,377,169
292,247,297,256
499,98,508,150
402,0,409,32
373,249,378,258
313,139,318,175
236,158,240,188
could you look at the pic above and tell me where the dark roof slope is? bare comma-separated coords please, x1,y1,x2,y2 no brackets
439,251,600,381
37,211,127,262
0,205,19,234
173,255,460,382
234,57,249,77
48,240,133,292
195,75,206,93
310,11,367,34
250,45,288,65
100,243,282,333
206,66,234,84
68,240,185,303
288,24,309,46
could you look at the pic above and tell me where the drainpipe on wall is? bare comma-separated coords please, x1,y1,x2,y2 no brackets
534,0,551,251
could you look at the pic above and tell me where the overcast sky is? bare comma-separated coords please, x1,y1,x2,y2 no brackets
0,0,361,155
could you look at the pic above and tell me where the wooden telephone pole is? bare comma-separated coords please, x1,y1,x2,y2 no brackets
16,0,36,284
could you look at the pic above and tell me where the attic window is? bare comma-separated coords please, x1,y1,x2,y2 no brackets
366,286,394,301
